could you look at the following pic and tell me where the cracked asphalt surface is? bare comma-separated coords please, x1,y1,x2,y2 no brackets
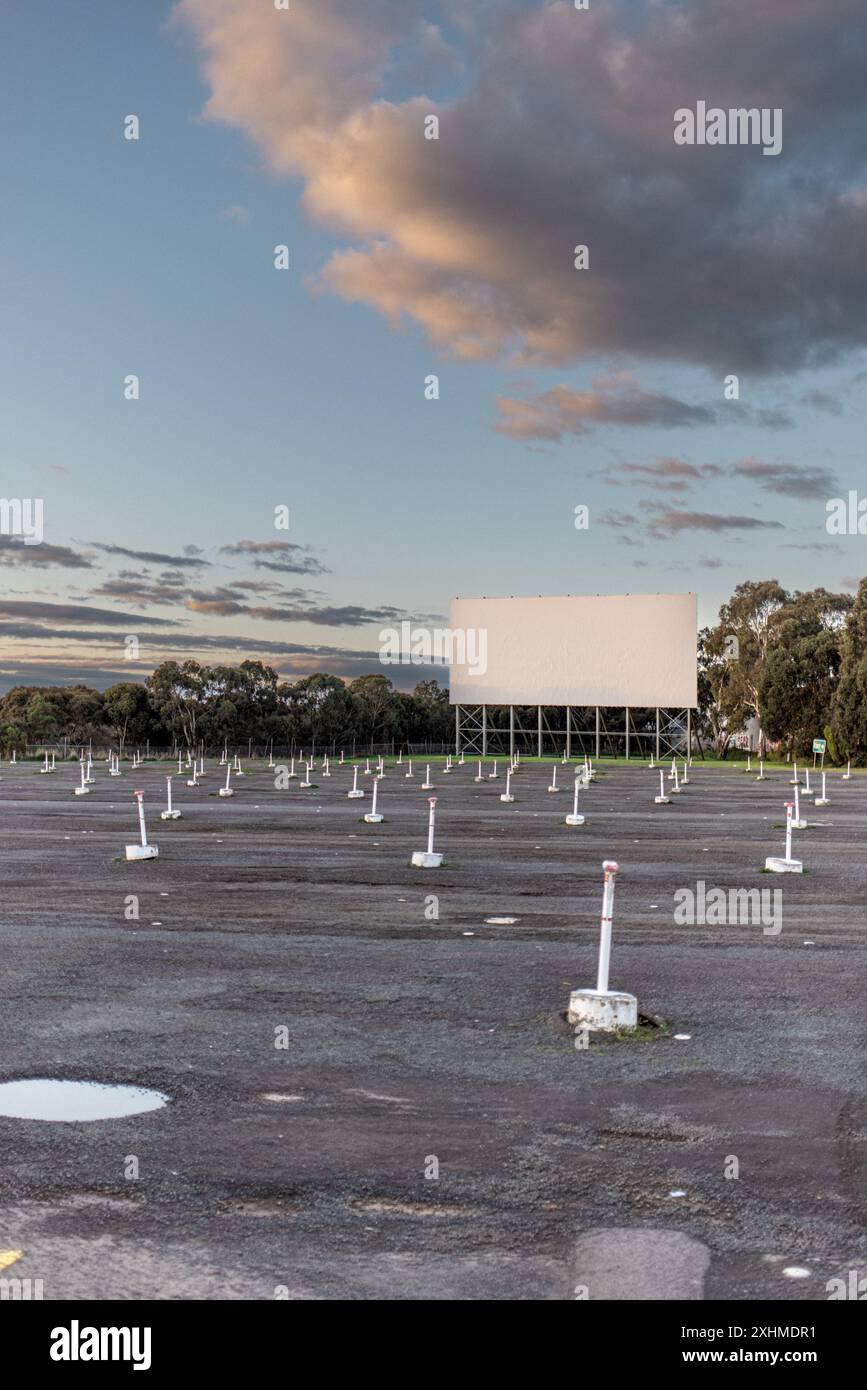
1,756,864,1300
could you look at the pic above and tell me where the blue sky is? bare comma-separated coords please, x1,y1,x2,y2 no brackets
1,0,865,690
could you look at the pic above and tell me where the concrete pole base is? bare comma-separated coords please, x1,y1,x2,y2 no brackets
363,813,384,823
300,781,312,788
161,810,182,820
654,795,671,804
186,779,198,788
755,774,767,780
73,787,90,796
487,773,499,780
218,788,235,798
347,789,364,799
411,850,443,868
500,793,515,802
474,775,484,782
547,785,561,793
764,855,802,873
567,989,638,1032
125,844,159,861
815,797,829,806
564,813,585,826
791,818,807,829
421,782,434,790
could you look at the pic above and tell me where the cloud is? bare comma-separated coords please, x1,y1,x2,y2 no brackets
0,601,180,627
90,543,211,568
0,538,93,569
645,509,785,539
175,0,867,372
732,458,837,499
494,379,716,440
613,457,723,494
804,389,843,414
219,539,329,575
89,575,190,607
221,204,252,225
782,540,839,552
184,597,407,627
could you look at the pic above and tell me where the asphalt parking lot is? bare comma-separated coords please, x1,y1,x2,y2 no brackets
1,755,864,1300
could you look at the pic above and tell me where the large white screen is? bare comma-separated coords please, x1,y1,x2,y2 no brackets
448,594,697,707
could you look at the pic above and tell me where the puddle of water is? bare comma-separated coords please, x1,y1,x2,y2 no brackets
0,1079,168,1121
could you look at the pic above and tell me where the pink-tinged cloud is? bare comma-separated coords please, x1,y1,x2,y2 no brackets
174,0,867,371
494,379,715,439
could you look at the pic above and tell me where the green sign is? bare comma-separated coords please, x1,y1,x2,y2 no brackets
812,738,826,753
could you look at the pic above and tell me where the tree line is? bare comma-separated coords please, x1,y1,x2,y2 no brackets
0,664,453,755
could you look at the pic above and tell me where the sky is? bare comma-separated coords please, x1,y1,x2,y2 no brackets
1,0,866,693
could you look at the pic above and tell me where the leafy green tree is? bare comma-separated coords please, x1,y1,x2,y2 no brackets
146,661,208,752
23,691,59,742
696,626,747,757
715,580,789,754
0,722,24,756
760,588,850,756
348,674,400,747
831,578,867,762
102,683,152,755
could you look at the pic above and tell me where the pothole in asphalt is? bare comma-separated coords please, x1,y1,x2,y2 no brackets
351,1197,478,1217
0,1079,168,1121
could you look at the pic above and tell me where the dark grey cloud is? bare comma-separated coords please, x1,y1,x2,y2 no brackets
804,389,843,415
732,459,837,499
219,540,329,576
0,538,93,569
89,576,189,607
90,543,211,569
0,601,180,627
185,596,406,627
